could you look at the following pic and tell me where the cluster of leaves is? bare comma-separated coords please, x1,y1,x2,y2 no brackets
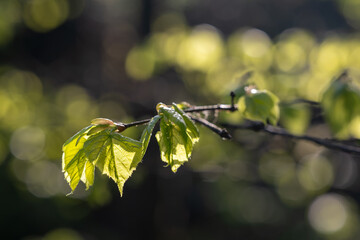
62,103,199,196
62,75,360,196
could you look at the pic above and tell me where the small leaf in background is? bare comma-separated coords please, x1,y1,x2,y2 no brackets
321,76,360,138
237,87,280,125
155,103,199,172
280,104,310,135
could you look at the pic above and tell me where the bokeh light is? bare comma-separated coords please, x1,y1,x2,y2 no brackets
308,193,358,238
23,0,69,32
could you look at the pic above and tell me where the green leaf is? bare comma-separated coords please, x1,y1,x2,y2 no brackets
321,78,360,138
280,104,310,135
83,129,143,196
63,125,94,147
62,125,97,192
140,115,161,157
238,89,280,125
155,103,199,172
173,103,200,144
63,118,144,196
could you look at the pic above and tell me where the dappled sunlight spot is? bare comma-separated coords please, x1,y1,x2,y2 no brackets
0,69,43,101
310,39,349,76
242,29,272,58
66,99,99,129
56,84,91,107
303,74,333,101
10,126,45,161
205,59,247,97
338,0,360,29
25,161,69,198
1,97,35,130
274,42,306,73
228,28,273,71
177,24,224,72
297,155,334,194
308,194,349,234
23,0,69,33
277,28,316,51
161,29,188,63
125,46,156,80
43,228,83,240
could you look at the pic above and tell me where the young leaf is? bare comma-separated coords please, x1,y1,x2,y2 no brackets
173,103,200,144
238,88,280,125
62,125,97,192
63,118,144,196
155,103,199,172
321,77,360,138
83,129,143,196
140,115,161,157
91,118,116,126
63,125,94,147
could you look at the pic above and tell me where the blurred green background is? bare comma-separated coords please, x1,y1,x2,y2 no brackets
2,0,360,239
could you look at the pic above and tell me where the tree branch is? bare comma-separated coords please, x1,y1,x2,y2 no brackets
222,121,360,155
191,116,232,139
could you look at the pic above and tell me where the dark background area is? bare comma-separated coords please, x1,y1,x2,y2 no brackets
1,0,360,239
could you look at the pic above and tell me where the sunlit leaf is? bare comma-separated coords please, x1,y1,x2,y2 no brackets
62,125,96,192
321,77,360,138
140,115,161,157
82,129,143,196
62,119,144,196
238,88,280,125
63,125,93,147
172,103,199,144
155,103,199,172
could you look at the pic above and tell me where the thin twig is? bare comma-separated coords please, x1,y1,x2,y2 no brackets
191,116,232,139
184,104,237,113
222,122,360,155
122,118,152,129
